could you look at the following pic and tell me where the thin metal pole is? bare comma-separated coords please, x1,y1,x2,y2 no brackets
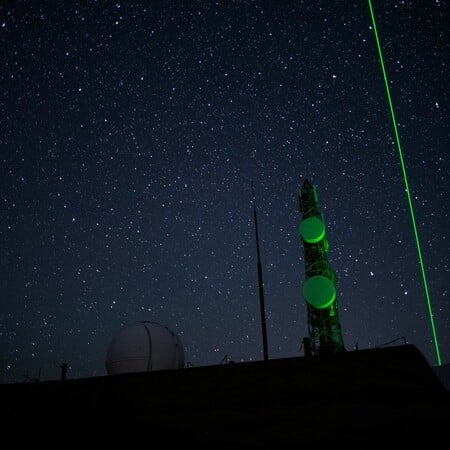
252,182,269,361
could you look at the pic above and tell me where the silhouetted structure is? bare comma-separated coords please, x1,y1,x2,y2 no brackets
298,179,345,355
60,362,68,381
252,183,269,361
1,345,448,446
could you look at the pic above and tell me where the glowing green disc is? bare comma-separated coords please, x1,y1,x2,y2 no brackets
299,217,325,244
303,275,336,309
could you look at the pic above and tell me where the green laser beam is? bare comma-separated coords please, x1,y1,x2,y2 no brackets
367,0,441,366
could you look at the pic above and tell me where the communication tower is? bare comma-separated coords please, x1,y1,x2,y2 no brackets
298,179,345,355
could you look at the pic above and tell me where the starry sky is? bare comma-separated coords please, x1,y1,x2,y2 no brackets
1,1,448,383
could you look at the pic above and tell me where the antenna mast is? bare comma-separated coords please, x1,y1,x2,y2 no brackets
252,182,269,361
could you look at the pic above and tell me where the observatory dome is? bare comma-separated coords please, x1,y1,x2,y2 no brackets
105,321,185,375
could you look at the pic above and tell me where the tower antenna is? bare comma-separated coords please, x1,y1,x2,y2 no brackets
298,178,345,355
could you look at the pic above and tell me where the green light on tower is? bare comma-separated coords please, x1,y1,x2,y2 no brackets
368,0,442,365
303,275,336,310
299,216,325,244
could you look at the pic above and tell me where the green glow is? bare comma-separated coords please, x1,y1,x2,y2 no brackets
299,217,325,243
368,0,442,366
303,275,336,310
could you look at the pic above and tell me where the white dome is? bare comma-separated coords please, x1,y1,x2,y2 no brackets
105,321,185,375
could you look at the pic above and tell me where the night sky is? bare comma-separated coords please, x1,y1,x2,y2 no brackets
1,1,448,383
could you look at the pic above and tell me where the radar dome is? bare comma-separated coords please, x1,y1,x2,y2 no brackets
105,321,185,375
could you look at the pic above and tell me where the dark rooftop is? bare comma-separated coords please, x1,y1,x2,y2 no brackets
1,344,448,447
